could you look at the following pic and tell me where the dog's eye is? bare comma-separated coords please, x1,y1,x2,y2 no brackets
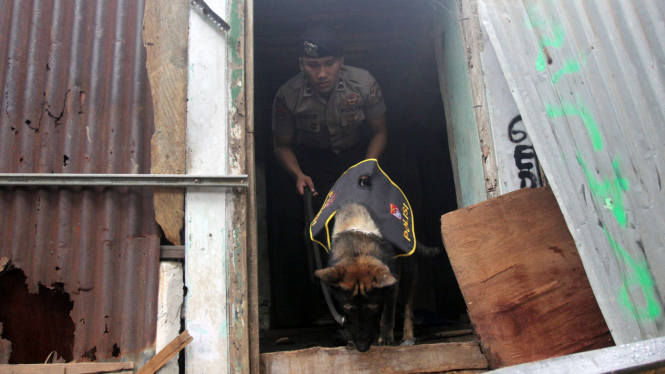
364,304,380,314
343,304,357,314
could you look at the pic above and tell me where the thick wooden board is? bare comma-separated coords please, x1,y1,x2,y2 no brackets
0,363,133,374
441,187,614,368
260,342,489,374
143,0,188,246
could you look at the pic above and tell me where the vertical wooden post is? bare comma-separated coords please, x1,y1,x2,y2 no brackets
185,0,231,372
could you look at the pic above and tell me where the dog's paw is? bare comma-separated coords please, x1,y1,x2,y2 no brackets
378,337,395,346
400,338,416,346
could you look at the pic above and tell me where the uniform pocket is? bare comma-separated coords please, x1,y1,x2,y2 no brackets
296,113,321,133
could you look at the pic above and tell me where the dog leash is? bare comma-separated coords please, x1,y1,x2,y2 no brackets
304,187,346,326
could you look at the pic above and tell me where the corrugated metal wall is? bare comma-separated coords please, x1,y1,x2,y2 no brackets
0,0,159,365
479,0,665,344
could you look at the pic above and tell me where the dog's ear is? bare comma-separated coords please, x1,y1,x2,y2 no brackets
371,264,397,289
315,266,345,286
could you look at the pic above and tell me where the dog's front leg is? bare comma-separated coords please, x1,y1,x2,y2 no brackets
400,261,417,346
378,281,399,346
378,263,400,346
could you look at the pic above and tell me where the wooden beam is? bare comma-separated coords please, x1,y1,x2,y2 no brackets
0,363,133,374
136,330,192,374
260,342,489,374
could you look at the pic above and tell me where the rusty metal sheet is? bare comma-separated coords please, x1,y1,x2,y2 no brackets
0,0,160,366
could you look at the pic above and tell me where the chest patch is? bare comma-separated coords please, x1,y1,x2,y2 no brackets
346,93,359,105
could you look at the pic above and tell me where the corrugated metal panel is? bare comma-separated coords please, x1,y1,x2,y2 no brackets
0,0,160,366
478,0,665,344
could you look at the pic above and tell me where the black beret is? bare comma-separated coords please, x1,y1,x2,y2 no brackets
299,26,344,58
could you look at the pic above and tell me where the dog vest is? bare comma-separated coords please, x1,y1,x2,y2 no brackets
310,159,416,257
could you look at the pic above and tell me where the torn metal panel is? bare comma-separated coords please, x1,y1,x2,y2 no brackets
0,0,160,366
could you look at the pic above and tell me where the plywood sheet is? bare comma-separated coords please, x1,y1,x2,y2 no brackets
441,187,614,368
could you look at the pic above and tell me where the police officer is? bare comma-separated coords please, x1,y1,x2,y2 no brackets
272,26,388,210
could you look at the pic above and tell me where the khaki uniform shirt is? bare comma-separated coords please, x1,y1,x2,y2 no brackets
272,66,387,154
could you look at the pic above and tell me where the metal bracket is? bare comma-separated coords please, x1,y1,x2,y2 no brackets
0,174,248,188
191,0,231,33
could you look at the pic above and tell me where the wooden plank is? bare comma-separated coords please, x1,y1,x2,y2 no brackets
155,262,184,374
143,0,189,246
243,0,260,371
260,342,489,374
432,0,487,208
478,0,665,343
441,187,614,368
185,0,231,372
226,0,250,373
488,336,665,374
0,363,133,374
459,0,499,200
137,330,192,374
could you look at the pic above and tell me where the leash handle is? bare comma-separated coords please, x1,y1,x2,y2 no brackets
304,187,346,326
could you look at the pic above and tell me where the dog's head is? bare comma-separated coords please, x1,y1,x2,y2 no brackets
315,255,396,352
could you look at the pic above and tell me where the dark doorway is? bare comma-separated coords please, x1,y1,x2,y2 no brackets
254,0,465,338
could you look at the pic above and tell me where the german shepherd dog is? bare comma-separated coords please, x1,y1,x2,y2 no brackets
314,201,440,352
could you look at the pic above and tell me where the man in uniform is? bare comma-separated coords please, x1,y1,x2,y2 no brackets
273,26,388,210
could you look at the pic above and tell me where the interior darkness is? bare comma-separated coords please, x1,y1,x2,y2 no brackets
0,268,75,363
254,0,465,332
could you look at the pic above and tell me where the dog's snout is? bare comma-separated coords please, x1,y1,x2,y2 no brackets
355,341,372,352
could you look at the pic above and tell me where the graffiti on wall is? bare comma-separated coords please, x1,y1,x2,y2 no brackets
508,115,540,188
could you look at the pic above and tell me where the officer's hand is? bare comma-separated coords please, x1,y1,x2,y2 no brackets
296,175,317,196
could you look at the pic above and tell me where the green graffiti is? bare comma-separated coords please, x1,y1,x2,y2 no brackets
551,60,581,84
605,230,663,321
577,155,629,227
547,102,604,151
532,4,663,326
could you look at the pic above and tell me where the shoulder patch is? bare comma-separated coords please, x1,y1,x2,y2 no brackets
274,97,287,118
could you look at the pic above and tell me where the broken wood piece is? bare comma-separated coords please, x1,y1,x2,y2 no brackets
143,0,189,246
0,362,133,374
441,187,614,368
136,330,192,374
260,341,489,374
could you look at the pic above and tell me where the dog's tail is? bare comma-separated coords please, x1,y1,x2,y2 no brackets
415,241,443,258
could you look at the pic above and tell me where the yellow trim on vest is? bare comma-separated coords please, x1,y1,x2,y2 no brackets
310,210,338,253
